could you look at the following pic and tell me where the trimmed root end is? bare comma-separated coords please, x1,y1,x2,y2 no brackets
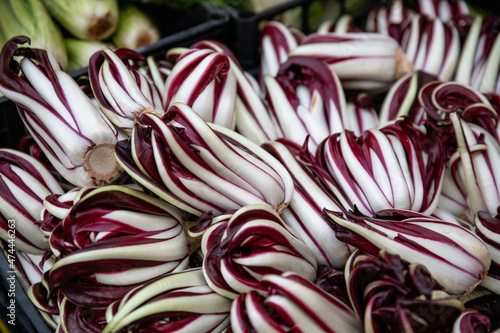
135,31,157,48
274,202,289,215
138,107,161,117
88,12,116,40
134,107,163,126
84,143,121,181
395,48,414,79
183,221,202,254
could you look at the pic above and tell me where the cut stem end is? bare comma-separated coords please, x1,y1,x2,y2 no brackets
395,48,413,80
84,143,121,181
88,13,116,40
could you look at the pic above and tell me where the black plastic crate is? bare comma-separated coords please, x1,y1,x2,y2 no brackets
0,252,53,333
136,5,231,59
225,0,316,75
0,97,25,150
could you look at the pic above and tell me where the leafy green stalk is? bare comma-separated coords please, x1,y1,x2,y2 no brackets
64,38,110,72
40,0,119,40
112,5,160,50
0,0,67,68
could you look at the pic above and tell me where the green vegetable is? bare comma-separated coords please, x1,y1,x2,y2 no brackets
0,0,67,69
112,5,160,50
40,0,119,40
122,0,248,10
120,0,203,10
64,38,110,72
